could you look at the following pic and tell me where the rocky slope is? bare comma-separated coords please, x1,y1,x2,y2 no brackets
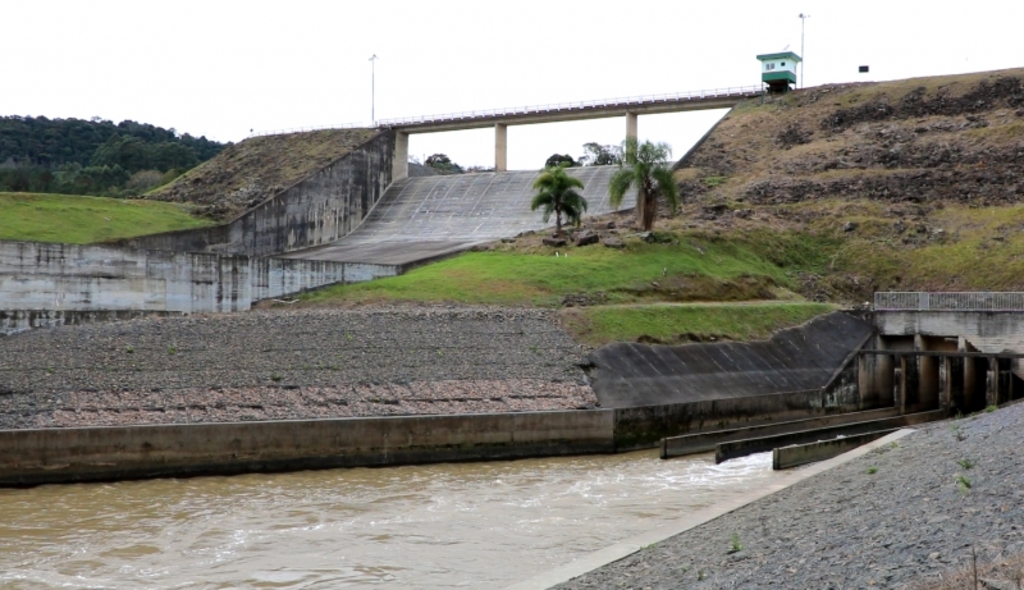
0,307,595,429
146,128,379,221
555,401,1024,590
644,67,1024,301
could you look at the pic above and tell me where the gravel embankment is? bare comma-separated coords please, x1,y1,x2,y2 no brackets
554,401,1024,589
0,307,596,429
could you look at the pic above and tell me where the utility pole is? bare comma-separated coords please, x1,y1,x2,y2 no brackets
369,54,378,125
798,14,810,88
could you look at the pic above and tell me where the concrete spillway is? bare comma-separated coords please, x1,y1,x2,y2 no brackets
280,166,635,266
589,312,874,409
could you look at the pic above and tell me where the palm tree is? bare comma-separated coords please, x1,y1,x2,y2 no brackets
531,164,588,235
608,138,679,231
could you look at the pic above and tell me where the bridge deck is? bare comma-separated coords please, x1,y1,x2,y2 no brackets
381,86,761,133
279,166,635,267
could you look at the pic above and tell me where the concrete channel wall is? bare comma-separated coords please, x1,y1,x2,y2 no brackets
0,240,399,334
0,410,617,487
122,131,395,257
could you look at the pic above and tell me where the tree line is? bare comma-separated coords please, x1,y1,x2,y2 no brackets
0,115,227,196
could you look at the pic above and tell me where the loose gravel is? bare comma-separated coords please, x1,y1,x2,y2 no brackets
0,307,597,429
554,401,1024,590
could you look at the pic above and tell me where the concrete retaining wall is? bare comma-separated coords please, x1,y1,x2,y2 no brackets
123,131,394,257
0,240,399,326
612,385,868,451
0,410,615,486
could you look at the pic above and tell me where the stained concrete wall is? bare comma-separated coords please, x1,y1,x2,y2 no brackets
0,240,400,325
124,131,395,257
0,410,616,486
0,241,251,313
612,385,867,450
588,312,874,409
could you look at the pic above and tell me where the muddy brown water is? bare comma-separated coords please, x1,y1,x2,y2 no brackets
0,450,785,589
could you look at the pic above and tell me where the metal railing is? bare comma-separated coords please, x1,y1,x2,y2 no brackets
874,292,1024,311
248,84,763,137
377,85,762,127
248,121,370,138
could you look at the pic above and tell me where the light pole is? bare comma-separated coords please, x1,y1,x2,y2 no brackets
798,13,810,88
369,54,378,125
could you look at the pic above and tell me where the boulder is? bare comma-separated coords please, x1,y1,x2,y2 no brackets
542,236,568,248
574,230,600,247
602,237,625,249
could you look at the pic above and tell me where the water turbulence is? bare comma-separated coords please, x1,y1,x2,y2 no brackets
0,450,783,588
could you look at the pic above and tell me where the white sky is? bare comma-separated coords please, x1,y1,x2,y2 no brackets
3,0,1022,170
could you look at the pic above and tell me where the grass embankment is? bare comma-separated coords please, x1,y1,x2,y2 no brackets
561,302,835,347
299,230,838,346
0,192,212,243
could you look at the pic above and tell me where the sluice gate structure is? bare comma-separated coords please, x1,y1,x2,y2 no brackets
663,292,1024,466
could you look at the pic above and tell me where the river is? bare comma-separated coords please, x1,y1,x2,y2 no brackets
0,450,784,589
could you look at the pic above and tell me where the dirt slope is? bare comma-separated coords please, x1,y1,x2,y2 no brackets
655,67,1024,300
678,68,1024,207
146,128,379,221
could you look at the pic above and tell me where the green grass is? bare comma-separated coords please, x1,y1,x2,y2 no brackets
560,302,835,347
0,192,212,243
302,234,832,308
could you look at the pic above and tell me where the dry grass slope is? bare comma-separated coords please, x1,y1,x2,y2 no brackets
146,128,379,221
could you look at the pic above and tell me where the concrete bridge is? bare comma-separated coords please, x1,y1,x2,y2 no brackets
383,85,761,178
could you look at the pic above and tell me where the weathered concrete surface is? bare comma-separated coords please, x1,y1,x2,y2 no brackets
714,409,945,463
588,312,873,409
279,166,636,265
0,241,398,318
661,406,902,458
876,309,1024,379
124,131,394,257
0,309,183,337
0,410,615,487
772,429,894,470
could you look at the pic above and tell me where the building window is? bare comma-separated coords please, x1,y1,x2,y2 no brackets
781,62,786,66
765,63,775,71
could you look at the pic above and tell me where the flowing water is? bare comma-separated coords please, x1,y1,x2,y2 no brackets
0,450,784,589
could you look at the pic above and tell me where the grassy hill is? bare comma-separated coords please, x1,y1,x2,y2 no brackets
671,67,1024,297
0,192,213,243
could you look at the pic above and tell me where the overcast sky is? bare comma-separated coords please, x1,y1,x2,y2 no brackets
3,1,1022,170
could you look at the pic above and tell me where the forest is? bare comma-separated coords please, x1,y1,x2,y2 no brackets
0,116,227,196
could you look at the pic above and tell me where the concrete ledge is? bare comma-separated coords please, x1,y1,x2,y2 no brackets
715,409,945,463
661,407,901,459
772,429,896,470
0,410,615,487
503,428,917,590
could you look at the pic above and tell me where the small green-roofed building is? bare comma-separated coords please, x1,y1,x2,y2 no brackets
757,51,802,93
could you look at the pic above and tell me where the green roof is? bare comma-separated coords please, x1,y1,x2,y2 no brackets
756,51,802,62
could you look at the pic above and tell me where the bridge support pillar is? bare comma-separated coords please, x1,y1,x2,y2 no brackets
940,357,952,410
626,111,638,141
495,123,508,171
894,355,907,414
986,357,999,407
393,131,409,181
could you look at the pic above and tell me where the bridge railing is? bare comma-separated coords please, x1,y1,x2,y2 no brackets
377,85,763,127
249,121,370,138
874,292,1024,311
